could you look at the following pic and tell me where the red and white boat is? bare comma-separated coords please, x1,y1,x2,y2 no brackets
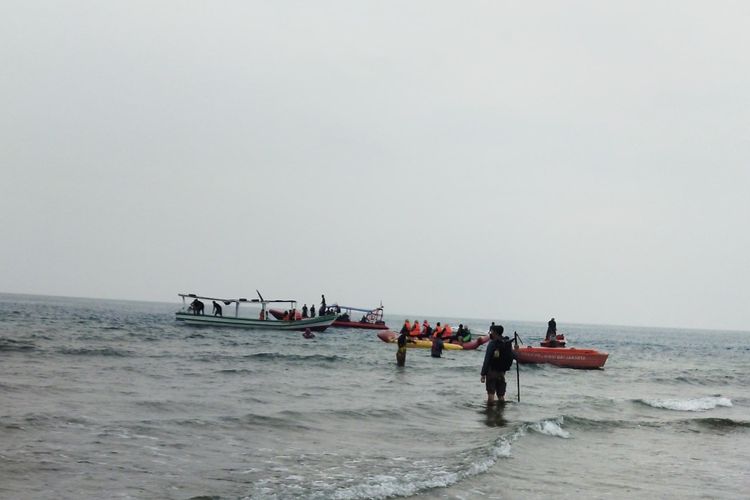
514,334,608,369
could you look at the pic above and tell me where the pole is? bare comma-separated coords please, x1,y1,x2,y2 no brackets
514,331,520,402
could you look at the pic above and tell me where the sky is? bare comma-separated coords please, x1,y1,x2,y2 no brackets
1,1,749,331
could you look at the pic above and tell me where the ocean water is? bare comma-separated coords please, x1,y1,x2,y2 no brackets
1,293,748,499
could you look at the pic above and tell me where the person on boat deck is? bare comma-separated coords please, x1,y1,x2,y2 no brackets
546,318,557,340
190,299,204,315
421,320,432,339
432,322,443,339
460,326,472,343
431,335,444,358
310,304,316,318
480,325,515,404
282,310,289,321
410,320,421,337
320,295,326,315
302,304,309,318
212,301,223,317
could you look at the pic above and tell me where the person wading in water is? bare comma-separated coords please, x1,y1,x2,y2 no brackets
480,325,515,404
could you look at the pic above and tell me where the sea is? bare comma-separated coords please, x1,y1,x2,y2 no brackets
1,293,748,499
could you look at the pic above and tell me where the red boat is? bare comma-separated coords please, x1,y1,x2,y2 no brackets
330,304,389,330
514,335,608,369
377,330,490,350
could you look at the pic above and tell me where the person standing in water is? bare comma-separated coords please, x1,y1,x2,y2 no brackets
397,323,410,366
431,335,444,358
480,325,515,404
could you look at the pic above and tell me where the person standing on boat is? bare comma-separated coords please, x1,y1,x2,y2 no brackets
212,301,223,317
546,318,557,340
190,299,204,315
320,295,326,315
302,304,309,318
310,304,316,318
480,325,515,404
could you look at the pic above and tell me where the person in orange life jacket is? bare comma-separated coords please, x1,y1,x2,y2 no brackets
410,320,421,337
480,325,515,404
420,320,432,339
432,322,443,339
442,323,453,339
402,319,412,334
431,335,444,358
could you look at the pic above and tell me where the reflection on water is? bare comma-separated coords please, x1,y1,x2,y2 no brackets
483,402,508,428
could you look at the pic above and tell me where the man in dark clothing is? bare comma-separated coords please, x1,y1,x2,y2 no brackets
431,336,444,358
320,295,326,315
302,304,309,318
396,328,409,366
480,325,515,404
310,304,316,318
546,318,557,340
212,301,223,317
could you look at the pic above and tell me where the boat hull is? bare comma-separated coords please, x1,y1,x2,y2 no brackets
331,320,389,330
514,346,608,369
175,312,336,331
377,331,489,350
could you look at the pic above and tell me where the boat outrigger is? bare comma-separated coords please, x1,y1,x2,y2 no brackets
175,292,337,331
514,334,609,369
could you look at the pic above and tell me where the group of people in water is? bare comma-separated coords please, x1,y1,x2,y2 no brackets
396,320,519,404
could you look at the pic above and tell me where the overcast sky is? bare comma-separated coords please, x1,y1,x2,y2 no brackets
1,1,748,331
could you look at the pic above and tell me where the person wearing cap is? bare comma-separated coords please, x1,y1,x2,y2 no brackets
480,324,515,404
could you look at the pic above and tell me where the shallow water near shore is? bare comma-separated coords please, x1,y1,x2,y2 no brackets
1,293,748,499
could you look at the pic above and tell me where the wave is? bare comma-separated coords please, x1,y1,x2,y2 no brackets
0,338,36,351
638,396,733,411
527,417,571,438
58,346,132,357
242,352,346,363
691,417,750,431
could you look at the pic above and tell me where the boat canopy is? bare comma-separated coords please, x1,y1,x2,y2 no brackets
332,304,383,314
178,293,296,305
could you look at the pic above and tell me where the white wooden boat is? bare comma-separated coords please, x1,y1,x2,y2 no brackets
175,292,337,331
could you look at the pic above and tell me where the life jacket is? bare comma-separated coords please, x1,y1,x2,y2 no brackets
411,322,421,335
403,320,411,332
433,325,443,338
442,324,453,338
461,330,472,342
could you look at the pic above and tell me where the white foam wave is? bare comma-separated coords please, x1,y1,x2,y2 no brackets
529,418,571,438
641,396,733,412
333,437,513,499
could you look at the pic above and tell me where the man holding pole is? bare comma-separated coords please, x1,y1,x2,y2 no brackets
480,324,516,404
